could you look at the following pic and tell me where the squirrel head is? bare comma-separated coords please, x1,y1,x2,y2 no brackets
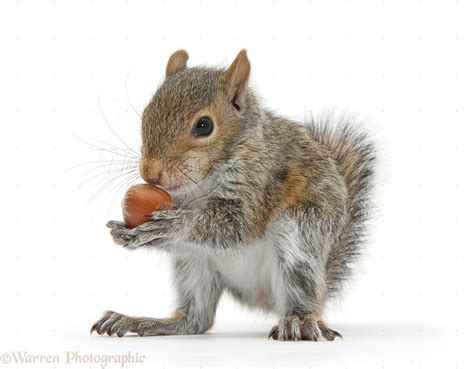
140,49,255,193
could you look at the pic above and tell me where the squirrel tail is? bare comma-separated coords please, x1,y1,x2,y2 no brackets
307,112,376,297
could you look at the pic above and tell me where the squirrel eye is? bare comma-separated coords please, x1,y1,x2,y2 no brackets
193,117,214,137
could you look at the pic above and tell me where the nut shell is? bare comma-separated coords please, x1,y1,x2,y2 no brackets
122,184,172,228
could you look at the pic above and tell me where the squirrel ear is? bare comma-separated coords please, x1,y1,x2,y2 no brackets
221,49,251,111
166,50,189,77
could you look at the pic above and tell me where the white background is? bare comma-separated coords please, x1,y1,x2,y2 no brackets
0,0,472,368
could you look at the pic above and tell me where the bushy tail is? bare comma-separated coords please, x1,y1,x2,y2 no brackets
307,112,376,297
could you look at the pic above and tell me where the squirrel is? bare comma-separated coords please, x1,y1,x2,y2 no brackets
90,49,376,341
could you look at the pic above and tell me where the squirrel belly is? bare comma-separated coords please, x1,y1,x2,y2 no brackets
211,219,296,315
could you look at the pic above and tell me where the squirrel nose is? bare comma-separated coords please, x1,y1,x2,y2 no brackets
145,173,162,186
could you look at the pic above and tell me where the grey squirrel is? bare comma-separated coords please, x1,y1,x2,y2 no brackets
90,50,376,341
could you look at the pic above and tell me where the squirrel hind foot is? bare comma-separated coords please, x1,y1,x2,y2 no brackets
268,314,343,341
90,311,142,337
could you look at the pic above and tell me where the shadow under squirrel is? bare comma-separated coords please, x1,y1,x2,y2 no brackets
91,50,376,341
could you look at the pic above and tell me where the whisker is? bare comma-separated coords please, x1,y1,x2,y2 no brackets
78,135,140,158
74,135,139,160
88,170,139,206
109,172,141,209
84,165,137,190
125,69,142,120
177,166,211,206
80,166,138,189
66,159,139,173
72,154,138,185
98,92,140,157
177,168,199,185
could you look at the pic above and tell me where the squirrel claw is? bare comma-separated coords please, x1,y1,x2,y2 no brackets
319,327,343,341
106,220,125,229
90,310,114,335
268,325,279,340
317,320,343,341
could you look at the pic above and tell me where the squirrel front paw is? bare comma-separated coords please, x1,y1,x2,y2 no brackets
106,221,155,249
106,210,178,249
